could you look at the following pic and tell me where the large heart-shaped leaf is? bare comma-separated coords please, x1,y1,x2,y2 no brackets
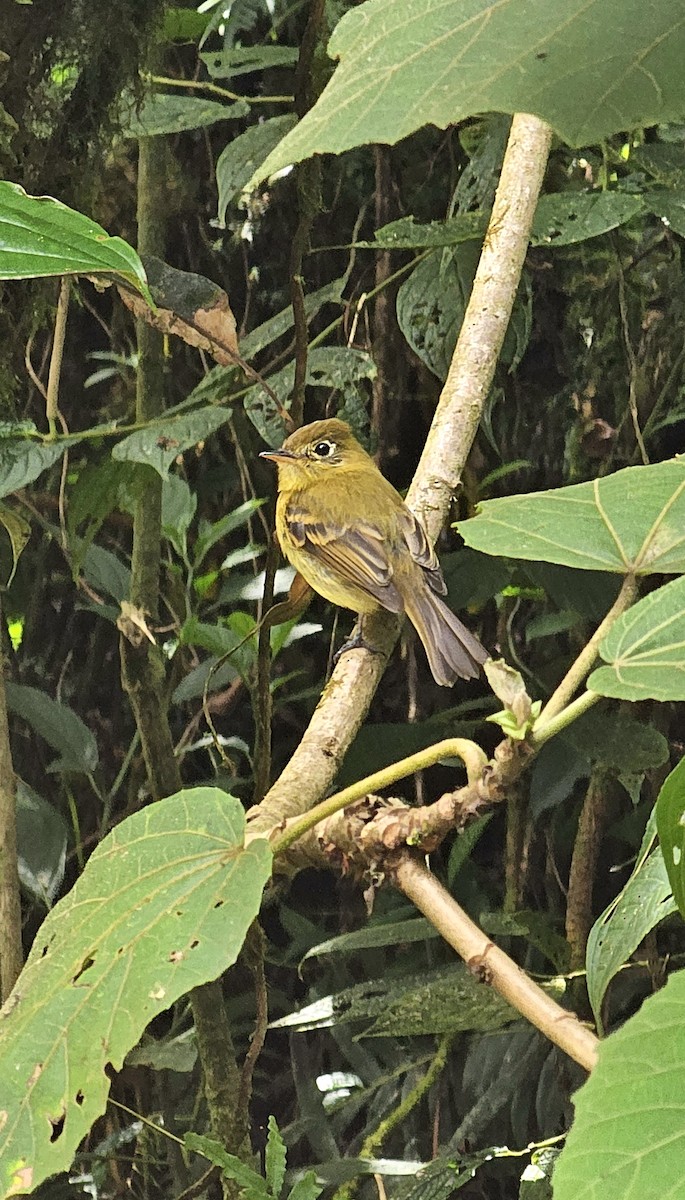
247,0,685,185
553,969,685,1200
0,788,272,1198
459,460,685,574
588,575,685,701
0,183,150,299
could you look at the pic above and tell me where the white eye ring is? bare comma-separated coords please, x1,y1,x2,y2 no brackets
312,440,336,458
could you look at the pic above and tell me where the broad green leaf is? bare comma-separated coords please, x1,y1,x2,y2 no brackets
631,143,685,184
586,848,676,1029
201,46,299,77
459,459,685,574
121,93,248,137
16,781,68,907
67,459,145,573
0,182,150,298
589,575,685,701
5,682,99,775
553,969,685,1200
112,407,232,477
0,505,30,585
648,191,685,237
656,756,685,919
0,438,67,499
271,965,515,1036
247,0,685,185
531,192,644,246
265,1116,287,1200
215,115,298,227
184,1134,270,1198
0,788,272,1198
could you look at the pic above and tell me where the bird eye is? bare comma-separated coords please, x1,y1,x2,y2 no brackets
312,440,335,458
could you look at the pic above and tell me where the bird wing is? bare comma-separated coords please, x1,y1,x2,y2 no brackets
284,508,405,613
397,508,447,595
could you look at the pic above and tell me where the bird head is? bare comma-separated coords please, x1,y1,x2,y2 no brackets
260,418,369,488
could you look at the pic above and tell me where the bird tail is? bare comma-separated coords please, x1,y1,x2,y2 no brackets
404,586,488,686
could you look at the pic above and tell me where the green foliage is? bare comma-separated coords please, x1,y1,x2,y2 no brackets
0,183,150,299
0,789,272,1197
553,969,685,1200
4,4,685,1199
248,0,685,183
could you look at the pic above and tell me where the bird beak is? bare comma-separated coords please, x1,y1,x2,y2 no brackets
259,448,297,461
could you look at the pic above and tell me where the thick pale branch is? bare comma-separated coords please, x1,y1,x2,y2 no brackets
394,856,599,1073
248,113,553,834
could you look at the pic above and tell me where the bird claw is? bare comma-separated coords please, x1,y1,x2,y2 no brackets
333,623,384,665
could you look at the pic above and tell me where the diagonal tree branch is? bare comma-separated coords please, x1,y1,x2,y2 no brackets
247,113,553,839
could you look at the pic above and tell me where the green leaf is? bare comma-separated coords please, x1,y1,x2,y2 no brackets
81,543,131,604
16,781,68,907
302,917,438,964
185,1134,270,1198
112,407,232,478
161,474,197,559
586,847,676,1029
287,1172,324,1200
0,438,67,499
553,969,685,1200
0,504,30,585
5,682,99,774
656,757,685,920
201,46,299,78
246,0,685,185
530,192,644,247
0,182,150,298
0,789,272,1198
459,459,685,574
589,575,685,702
265,1116,287,1199
194,498,265,569
121,93,248,137
369,212,487,249
215,115,298,227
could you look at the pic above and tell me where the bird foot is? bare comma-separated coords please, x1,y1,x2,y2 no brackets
333,623,384,665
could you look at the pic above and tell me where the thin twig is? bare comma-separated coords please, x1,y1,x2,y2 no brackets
46,277,70,440
394,855,599,1071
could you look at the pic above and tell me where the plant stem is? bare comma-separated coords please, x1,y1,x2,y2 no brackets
530,690,601,747
0,594,22,1002
45,277,70,440
537,573,638,727
394,855,599,1071
271,738,486,856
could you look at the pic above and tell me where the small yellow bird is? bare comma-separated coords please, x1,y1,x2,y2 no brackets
260,418,488,685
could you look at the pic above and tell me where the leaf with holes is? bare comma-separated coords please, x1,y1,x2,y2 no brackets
247,0,685,185
588,576,685,702
656,756,685,920
458,459,685,574
0,788,272,1198
0,183,150,300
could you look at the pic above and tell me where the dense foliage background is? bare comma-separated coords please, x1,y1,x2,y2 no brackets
2,2,685,1199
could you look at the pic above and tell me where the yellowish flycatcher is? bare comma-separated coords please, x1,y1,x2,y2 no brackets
260,418,488,685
